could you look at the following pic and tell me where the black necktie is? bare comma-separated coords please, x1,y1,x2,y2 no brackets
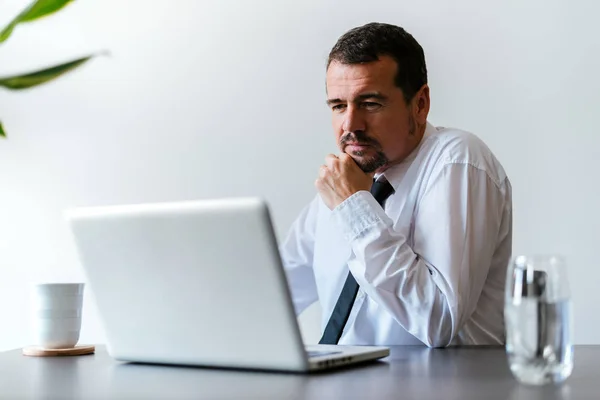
319,178,395,345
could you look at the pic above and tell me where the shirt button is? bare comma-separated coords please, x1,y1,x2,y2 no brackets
357,291,365,299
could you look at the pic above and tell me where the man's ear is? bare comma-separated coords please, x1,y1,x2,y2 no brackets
413,84,430,125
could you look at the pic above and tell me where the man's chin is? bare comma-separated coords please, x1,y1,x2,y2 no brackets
353,157,387,173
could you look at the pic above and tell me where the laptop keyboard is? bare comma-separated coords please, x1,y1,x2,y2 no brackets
306,350,342,358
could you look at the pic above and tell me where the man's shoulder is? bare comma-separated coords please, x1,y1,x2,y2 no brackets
427,125,489,158
424,125,508,185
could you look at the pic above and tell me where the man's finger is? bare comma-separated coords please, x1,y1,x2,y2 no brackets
318,165,328,179
315,176,334,193
325,154,339,170
338,153,353,163
339,152,368,176
339,153,362,170
315,178,325,191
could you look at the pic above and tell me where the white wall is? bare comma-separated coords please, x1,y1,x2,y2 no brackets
1,0,598,351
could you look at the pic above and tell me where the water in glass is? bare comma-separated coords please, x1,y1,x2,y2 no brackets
505,255,573,385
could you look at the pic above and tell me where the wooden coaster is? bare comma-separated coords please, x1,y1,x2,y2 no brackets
22,345,95,357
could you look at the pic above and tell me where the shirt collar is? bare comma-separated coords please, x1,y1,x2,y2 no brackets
374,121,437,191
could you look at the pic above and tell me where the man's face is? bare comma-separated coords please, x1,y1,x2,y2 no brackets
326,56,427,173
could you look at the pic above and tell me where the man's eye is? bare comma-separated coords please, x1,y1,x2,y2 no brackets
363,102,381,109
332,104,346,111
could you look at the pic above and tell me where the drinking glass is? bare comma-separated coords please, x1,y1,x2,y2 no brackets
505,255,573,385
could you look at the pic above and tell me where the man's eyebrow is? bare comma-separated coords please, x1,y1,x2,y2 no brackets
326,92,388,106
326,98,343,106
356,92,388,101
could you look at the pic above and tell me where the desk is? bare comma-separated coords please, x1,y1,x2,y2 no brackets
0,346,598,399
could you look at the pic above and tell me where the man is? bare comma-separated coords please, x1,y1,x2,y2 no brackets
280,22,512,347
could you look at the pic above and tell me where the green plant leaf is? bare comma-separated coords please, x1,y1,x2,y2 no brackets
0,55,94,90
0,121,5,138
0,21,18,43
0,0,73,43
19,0,74,22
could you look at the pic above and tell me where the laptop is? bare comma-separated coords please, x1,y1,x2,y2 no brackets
65,197,389,372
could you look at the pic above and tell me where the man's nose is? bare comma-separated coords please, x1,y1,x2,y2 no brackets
342,107,366,134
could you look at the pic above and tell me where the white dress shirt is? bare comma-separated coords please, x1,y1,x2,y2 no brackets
280,122,512,347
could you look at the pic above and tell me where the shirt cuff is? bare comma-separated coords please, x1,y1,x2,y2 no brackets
331,190,388,242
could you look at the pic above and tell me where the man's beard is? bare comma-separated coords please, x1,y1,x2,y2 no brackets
352,149,388,173
339,131,388,173
339,115,417,173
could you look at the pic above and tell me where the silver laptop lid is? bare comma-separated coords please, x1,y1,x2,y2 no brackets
66,198,308,371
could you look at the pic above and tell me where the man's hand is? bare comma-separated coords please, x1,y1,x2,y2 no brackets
315,153,374,210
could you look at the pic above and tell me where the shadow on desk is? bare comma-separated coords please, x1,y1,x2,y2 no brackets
108,359,386,398
105,347,499,399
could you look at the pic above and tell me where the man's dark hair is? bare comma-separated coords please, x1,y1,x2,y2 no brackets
327,22,428,103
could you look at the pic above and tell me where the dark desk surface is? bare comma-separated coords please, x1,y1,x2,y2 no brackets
0,345,598,399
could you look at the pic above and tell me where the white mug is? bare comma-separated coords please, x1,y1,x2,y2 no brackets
31,283,85,349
